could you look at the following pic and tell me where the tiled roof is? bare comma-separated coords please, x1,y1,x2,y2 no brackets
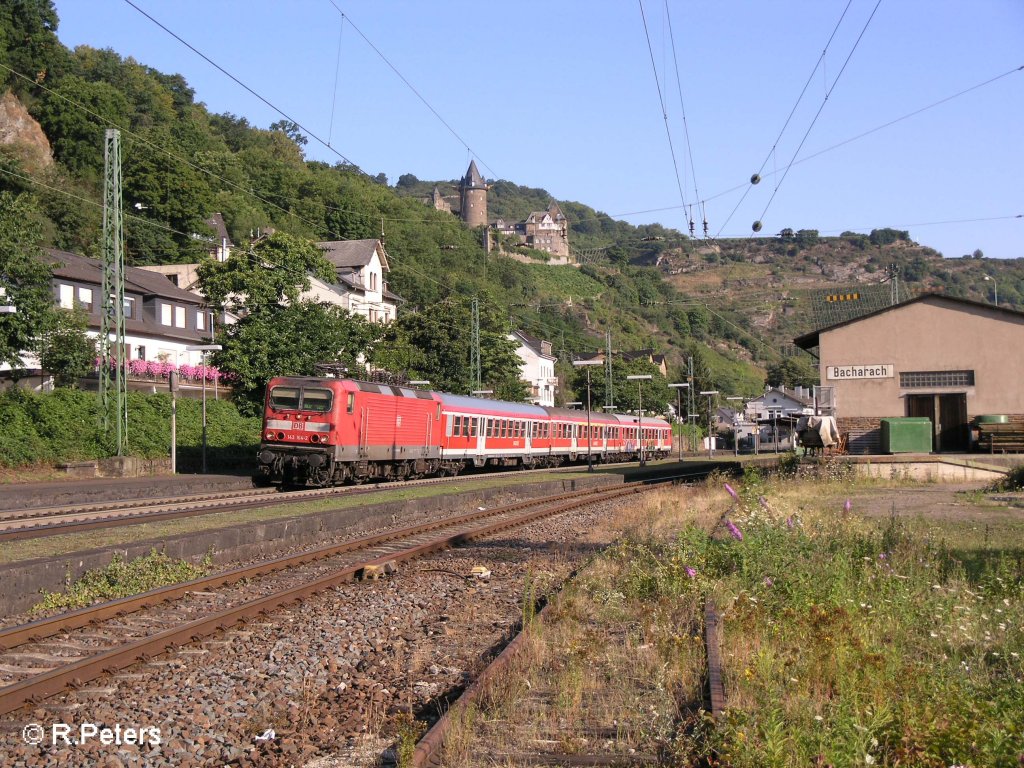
317,239,389,271
45,249,207,304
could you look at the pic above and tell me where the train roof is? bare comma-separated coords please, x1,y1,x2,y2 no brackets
544,406,619,423
612,412,672,427
436,392,548,416
267,377,439,401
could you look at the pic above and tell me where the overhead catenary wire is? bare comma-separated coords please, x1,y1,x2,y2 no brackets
121,0,362,171
637,0,690,225
663,0,703,232
325,1,499,183
0,166,198,242
747,0,885,234
0,62,461,298
715,0,855,237
326,7,345,147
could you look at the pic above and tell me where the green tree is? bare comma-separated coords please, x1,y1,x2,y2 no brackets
571,357,671,416
215,301,383,415
374,296,526,399
35,74,133,176
0,192,56,367
37,306,96,387
765,356,818,389
197,232,335,314
0,0,68,93
869,228,909,246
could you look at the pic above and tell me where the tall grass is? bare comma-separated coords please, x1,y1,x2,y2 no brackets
615,475,1024,767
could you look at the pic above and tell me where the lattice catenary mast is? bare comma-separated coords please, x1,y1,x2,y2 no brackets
100,128,128,455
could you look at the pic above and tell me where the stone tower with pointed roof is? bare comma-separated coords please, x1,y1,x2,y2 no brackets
459,160,488,228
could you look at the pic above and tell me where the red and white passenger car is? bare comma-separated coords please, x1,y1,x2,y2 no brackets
256,377,672,487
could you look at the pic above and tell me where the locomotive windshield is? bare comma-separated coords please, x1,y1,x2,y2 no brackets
268,385,334,412
302,388,333,412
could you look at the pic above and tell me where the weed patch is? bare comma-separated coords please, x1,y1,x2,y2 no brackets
32,549,212,613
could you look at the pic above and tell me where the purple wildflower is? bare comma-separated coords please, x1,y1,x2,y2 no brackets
758,495,770,510
785,516,795,529
879,552,887,560
726,520,743,541
843,498,852,514
763,577,773,587
724,483,739,501
685,566,698,578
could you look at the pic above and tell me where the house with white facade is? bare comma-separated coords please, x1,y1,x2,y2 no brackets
46,249,213,361
0,249,218,393
141,236,403,327
509,330,558,407
747,387,815,421
309,239,402,324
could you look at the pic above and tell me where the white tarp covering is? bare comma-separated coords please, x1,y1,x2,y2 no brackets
796,415,840,448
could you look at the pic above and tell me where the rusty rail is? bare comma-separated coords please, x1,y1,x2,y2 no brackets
0,482,651,716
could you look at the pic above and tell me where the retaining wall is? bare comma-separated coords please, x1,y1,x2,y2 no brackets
0,474,618,617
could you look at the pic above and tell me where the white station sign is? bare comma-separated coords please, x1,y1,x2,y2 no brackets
826,364,894,380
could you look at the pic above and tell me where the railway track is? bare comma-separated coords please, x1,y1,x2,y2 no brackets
0,462,647,542
410,482,730,767
0,477,683,718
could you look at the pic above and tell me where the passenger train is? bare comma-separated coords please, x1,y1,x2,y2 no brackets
256,376,672,487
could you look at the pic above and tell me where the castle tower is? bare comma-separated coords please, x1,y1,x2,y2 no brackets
459,160,488,228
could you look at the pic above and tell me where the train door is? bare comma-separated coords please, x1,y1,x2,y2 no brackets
473,416,484,459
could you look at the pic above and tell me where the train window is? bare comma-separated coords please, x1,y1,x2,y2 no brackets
470,418,478,437
517,421,524,437
485,419,492,437
302,388,333,413
269,386,301,411
347,392,355,413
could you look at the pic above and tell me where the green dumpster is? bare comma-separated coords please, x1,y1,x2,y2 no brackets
880,417,933,454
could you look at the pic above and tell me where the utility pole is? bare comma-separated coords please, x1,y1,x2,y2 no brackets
604,330,613,410
469,296,482,392
100,128,127,455
687,356,696,452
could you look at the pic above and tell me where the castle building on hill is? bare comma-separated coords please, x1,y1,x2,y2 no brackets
429,162,571,261
430,185,451,215
459,160,488,228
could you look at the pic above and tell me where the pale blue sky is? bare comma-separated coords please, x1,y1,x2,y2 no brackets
52,1,1023,259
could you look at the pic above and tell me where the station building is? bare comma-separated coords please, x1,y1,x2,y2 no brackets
793,293,1024,453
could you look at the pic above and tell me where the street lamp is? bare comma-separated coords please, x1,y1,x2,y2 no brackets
573,358,604,472
984,275,998,306
669,382,689,461
699,390,719,459
186,344,222,473
626,374,652,466
726,396,745,456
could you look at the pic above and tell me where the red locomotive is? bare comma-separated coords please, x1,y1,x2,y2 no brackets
256,376,672,487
